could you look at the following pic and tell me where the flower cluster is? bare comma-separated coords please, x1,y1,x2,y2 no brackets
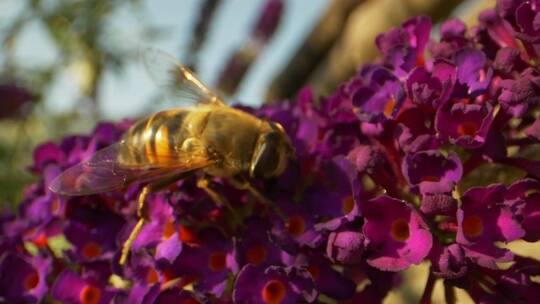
2,0,540,303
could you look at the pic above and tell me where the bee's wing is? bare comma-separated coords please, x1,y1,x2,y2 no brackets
142,48,226,107
49,141,214,196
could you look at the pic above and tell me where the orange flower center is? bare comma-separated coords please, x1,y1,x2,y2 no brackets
286,216,306,237
24,271,39,291
457,122,478,136
462,215,484,237
384,98,396,117
33,232,48,248
415,55,425,67
261,279,286,304
390,218,410,242
147,268,159,284
79,284,101,304
51,199,61,213
246,244,268,266
162,220,176,239
342,195,355,214
179,225,198,244
208,251,227,271
82,242,102,259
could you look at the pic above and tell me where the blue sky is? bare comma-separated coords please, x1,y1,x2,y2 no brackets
0,0,329,119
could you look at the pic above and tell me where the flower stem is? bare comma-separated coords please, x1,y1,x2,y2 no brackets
420,269,436,304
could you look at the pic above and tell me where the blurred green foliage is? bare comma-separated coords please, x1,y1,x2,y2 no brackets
0,0,165,205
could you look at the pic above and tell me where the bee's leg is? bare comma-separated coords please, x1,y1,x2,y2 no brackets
196,177,229,208
228,175,270,204
119,171,192,266
119,187,150,266
229,175,285,218
196,176,244,228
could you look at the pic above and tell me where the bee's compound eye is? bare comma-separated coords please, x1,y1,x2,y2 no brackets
251,143,279,179
251,132,283,179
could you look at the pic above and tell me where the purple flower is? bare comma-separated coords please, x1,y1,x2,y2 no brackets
0,253,51,303
402,150,463,195
168,228,235,296
129,194,182,263
493,47,527,76
233,265,317,304
375,16,431,75
429,18,470,59
292,254,356,300
64,201,125,263
51,269,116,304
505,178,540,242
429,243,467,279
236,217,284,269
352,66,405,122
457,184,525,269
477,8,519,51
514,1,540,58
454,48,493,97
405,60,457,110
326,230,364,265
435,102,495,148
362,196,432,271
498,68,540,117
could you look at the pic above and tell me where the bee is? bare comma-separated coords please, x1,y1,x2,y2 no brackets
50,49,295,265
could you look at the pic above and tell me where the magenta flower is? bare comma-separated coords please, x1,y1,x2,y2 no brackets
51,269,116,304
0,254,51,303
362,196,432,271
402,150,463,195
233,265,317,304
375,16,431,75
457,184,525,269
435,102,495,148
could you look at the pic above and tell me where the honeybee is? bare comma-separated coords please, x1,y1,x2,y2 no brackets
50,49,295,265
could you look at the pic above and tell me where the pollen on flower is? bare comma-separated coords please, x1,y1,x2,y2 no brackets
24,271,39,291
79,284,101,304
82,242,102,259
457,122,478,136
384,98,396,117
208,251,227,271
261,279,286,304
246,244,267,265
162,219,176,239
390,218,410,242
286,216,306,237
462,215,484,238
147,268,159,284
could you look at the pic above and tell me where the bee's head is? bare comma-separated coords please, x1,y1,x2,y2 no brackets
250,121,295,179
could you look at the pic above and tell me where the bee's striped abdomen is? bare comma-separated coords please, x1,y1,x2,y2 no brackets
119,110,189,166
